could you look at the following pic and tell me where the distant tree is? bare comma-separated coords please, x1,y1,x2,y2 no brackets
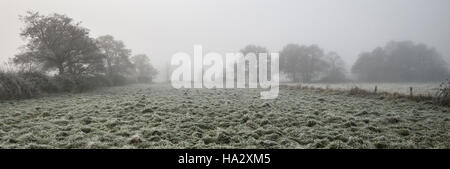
15,11,104,75
279,44,302,82
352,41,449,82
279,44,328,82
320,52,347,83
238,45,270,84
131,54,158,83
96,35,134,84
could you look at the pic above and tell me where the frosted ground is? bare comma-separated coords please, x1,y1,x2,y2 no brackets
0,84,448,149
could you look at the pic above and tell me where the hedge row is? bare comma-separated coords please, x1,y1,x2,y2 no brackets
0,71,114,100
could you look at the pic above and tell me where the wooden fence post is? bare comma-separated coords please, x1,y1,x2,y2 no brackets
409,87,413,97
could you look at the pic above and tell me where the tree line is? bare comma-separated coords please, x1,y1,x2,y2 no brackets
238,44,348,83
3,11,449,100
0,11,158,99
241,40,449,83
13,11,158,85
352,41,448,82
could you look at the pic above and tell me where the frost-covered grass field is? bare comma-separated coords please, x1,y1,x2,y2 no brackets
285,82,441,96
0,84,448,149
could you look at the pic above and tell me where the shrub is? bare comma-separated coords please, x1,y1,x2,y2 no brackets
52,74,79,92
348,86,371,96
1,69,112,100
52,74,110,92
110,74,130,86
0,71,39,100
78,75,112,91
18,71,57,93
137,76,153,83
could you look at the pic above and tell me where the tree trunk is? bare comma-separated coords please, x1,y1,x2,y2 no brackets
58,65,64,75
106,58,113,77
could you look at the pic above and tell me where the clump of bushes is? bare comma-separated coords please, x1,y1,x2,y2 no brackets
19,71,56,92
52,74,111,92
0,68,153,100
109,74,130,86
0,71,38,100
0,70,113,100
348,86,371,96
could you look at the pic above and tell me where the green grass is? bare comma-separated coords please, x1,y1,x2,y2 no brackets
0,84,448,149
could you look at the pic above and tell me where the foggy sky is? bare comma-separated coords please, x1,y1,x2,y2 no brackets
1,0,450,81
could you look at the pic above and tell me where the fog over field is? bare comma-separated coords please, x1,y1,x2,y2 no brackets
1,0,450,81
0,0,449,150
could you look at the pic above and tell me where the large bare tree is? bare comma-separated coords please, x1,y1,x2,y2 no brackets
280,44,329,82
96,35,134,83
15,11,104,76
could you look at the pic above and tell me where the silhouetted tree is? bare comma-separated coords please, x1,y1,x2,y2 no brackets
320,52,347,83
280,44,328,82
15,11,104,76
238,45,270,84
131,54,158,83
352,41,449,82
280,44,301,82
96,35,134,84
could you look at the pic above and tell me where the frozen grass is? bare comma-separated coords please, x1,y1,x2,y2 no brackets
0,84,448,149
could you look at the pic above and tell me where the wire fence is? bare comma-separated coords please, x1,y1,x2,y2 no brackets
282,82,441,96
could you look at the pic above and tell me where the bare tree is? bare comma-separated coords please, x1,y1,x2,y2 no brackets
280,44,329,82
15,11,104,76
352,41,449,82
131,54,158,83
320,52,347,83
96,35,134,84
